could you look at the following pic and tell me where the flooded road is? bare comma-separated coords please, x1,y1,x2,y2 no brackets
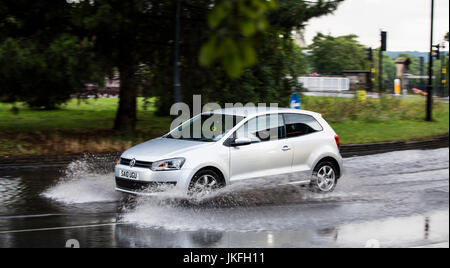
0,148,448,248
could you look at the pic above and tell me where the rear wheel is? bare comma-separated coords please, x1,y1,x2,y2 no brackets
310,161,337,193
188,170,223,198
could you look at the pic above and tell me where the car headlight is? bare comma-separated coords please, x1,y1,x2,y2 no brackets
151,158,185,171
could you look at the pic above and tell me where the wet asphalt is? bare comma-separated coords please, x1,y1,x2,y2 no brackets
0,148,448,248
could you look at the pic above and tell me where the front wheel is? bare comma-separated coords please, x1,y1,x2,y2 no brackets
310,161,338,193
188,170,223,198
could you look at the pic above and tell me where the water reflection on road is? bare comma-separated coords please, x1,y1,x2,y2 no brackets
0,148,448,248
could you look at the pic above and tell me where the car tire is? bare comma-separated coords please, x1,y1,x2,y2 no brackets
188,169,223,198
310,161,338,193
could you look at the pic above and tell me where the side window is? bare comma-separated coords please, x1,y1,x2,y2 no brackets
235,114,285,142
284,114,323,138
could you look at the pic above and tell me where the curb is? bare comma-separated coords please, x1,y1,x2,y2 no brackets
0,136,448,169
340,136,449,158
0,153,121,170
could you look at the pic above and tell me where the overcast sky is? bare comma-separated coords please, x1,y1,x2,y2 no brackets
303,0,449,52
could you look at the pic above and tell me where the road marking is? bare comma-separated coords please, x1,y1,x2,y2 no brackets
0,214,72,220
412,242,449,248
0,222,127,235
0,212,118,220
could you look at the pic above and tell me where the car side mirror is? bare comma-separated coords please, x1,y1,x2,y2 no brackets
231,137,253,147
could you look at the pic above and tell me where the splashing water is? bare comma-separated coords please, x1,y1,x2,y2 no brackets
118,174,370,232
42,156,120,204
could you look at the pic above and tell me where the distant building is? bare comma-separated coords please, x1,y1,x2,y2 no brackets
342,70,371,91
84,74,120,96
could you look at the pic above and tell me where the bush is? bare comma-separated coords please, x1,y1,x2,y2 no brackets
302,96,445,123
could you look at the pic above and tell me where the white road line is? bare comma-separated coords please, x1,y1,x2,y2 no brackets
0,214,71,219
412,242,449,248
0,222,127,235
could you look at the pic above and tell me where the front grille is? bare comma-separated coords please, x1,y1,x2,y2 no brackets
115,177,177,193
120,158,153,168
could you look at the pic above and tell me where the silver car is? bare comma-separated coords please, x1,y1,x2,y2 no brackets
115,107,343,196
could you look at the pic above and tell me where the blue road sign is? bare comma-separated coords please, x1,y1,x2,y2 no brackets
290,93,301,110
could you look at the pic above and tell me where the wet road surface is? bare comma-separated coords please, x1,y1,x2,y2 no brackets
0,148,448,248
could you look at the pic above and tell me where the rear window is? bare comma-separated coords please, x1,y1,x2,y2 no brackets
284,114,323,138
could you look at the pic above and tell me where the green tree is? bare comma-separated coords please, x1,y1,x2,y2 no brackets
71,0,178,131
308,33,368,75
149,0,343,115
0,1,102,109
1,0,344,130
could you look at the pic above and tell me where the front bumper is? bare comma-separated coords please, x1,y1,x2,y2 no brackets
114,164,193,195
115,177,177,195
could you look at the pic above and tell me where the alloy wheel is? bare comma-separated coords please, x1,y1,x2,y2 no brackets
315,165,336,192
190,174,219,198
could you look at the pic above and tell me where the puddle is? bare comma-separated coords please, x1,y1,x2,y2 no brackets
333,210,449,247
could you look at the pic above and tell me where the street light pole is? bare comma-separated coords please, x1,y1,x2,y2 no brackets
379,46,383,93
173,0,181,104
426,0,434,122
379,30,387,94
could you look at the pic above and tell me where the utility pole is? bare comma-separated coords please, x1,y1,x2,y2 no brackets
366,48,373,91
426,0,434,122
378,48,383,93
173,0,181,104
379,31,387,93
442,55,448,97
439,43,446,97
419,56,425,90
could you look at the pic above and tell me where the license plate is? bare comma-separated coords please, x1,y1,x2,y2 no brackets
120,169,139,180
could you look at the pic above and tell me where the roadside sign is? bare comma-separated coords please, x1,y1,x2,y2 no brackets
290,93,301,110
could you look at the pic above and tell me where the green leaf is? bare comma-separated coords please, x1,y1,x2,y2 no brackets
242,41,257,66
199,37,218,66
208,2,231,28
240,20,257,37
224,53,244,78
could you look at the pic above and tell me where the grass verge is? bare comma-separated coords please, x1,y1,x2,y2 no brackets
0,96,448,156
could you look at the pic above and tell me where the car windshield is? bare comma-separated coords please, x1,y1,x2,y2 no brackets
166,113,245,142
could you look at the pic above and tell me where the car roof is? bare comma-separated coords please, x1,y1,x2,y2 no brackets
208,107,321,118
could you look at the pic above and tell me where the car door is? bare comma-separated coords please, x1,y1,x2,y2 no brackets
229,114,294,182
283,113,324,177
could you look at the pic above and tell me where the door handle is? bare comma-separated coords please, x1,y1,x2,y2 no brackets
282,146,291,152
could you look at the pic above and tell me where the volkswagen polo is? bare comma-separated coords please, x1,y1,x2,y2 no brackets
115,107,343,196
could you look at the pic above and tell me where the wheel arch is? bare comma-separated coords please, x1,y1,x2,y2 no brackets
314,156,342,179
192,166,227,186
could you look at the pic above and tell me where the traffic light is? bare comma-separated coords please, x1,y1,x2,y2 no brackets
433,44,440,60
366,48,373,61
381,31,387,51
